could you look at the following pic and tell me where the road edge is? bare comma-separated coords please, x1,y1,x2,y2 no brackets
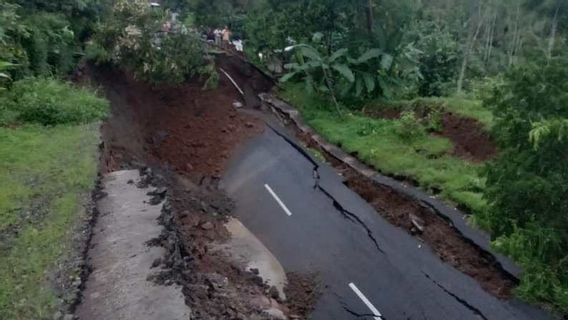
258,92,522,281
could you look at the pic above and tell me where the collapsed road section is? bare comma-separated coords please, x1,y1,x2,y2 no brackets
75,54,552,320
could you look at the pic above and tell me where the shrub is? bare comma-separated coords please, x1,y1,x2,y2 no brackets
483,58,568,312
395,111,425,140
2,78,108,126
123,31,205,84
84,41,111,65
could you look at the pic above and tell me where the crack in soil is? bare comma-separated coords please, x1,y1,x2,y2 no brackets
422,271,489,320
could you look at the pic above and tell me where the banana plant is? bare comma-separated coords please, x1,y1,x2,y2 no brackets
281,43,390,113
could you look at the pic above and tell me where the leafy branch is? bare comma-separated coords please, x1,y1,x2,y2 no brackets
280,43,389,114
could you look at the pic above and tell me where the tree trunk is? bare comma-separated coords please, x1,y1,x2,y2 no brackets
547,4,560,60
457,4,484,94
485,11,496,63
366,0,374,35
508,3,521,67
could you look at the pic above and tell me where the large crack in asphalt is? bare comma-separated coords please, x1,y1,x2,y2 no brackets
316,185,385,255
336,294,385,320
342,305,385,319
422,271,489,320
268,125,384,255
266,124,321,186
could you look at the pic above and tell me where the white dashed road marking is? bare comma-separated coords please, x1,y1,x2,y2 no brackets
264,184,293,216
348,282,382,320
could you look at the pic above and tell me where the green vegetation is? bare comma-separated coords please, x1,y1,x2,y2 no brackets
281,41,398,111
365,97,494,128
0,75,106,320
87,0,217,85
0,0,105,80
480,59,568,312
281,84,488,215
0,124,100,319
1,78,108,126
0,1,108,318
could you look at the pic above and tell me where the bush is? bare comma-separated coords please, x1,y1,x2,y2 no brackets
84,41,111,65
483,58,568,312
395,111,426,140
89,0,207,85
124,31,205,84
2,78,108,126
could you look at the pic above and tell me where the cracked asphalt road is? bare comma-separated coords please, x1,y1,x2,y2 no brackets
222,126,552,320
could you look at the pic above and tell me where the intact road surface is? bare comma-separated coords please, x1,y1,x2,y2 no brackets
222,125,552,320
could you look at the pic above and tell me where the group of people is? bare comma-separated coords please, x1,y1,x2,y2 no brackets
205,26,243,52
206,26,231,47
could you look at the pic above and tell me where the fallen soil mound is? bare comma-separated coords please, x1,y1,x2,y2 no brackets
94,66,263,177
365,108,497,162
150,173,290,319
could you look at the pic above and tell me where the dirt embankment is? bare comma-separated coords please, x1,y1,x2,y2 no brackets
365,108,497,162
95,66,263,177
92,62,317,319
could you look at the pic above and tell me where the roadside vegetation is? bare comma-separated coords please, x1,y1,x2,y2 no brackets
281,84,488,215
0,0,108,318
181,0,568,313
86,0,218,86
0,0,227,317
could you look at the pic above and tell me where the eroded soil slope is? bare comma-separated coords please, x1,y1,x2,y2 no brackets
95,66,263,176
90,63,317,319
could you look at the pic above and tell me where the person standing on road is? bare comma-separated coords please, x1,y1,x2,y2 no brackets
214,28,222,46
222,26,232,49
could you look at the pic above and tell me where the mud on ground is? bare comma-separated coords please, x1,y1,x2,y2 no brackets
92,63,318,319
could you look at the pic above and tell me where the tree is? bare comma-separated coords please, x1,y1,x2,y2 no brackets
281,41,391,111
483,58,568,310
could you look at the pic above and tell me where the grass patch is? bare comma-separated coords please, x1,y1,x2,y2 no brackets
1,78,108,126
0,124,100,319
365,96,494,128
281,84,488,215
